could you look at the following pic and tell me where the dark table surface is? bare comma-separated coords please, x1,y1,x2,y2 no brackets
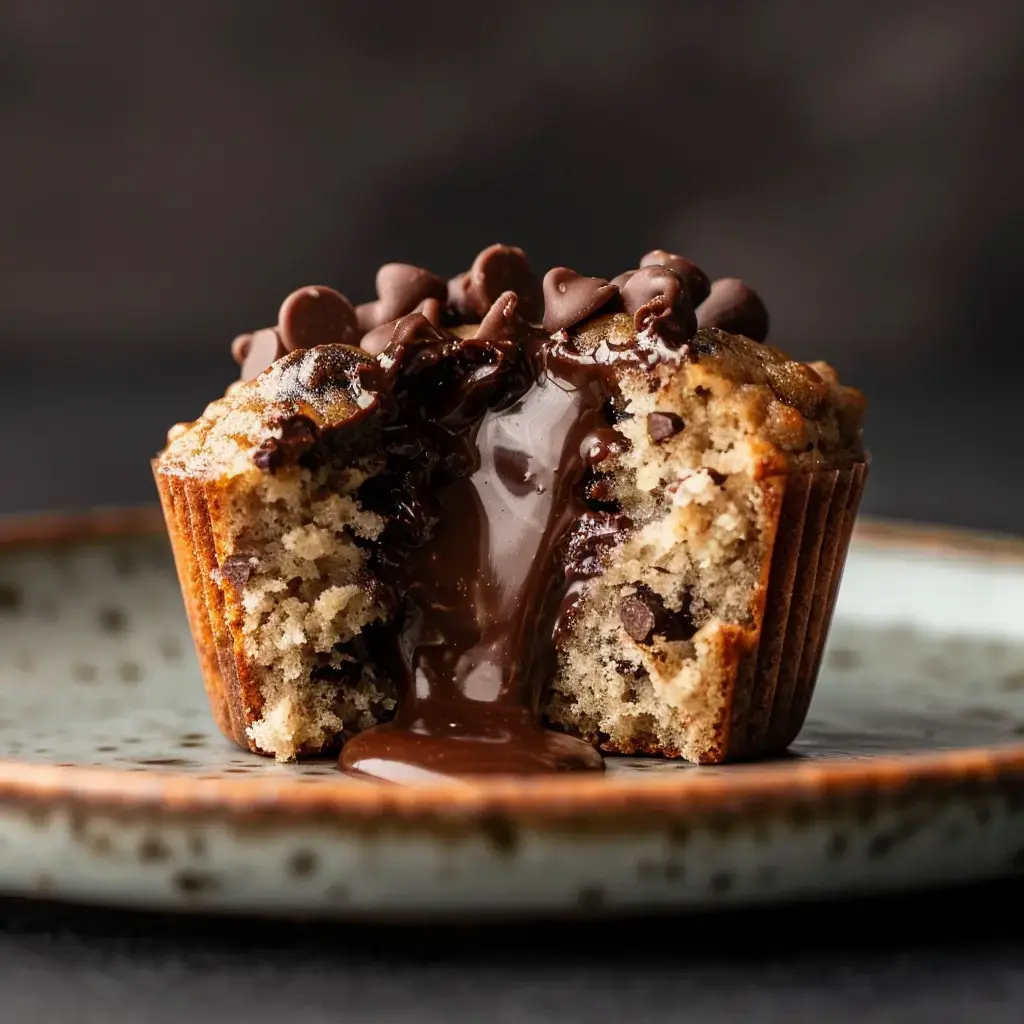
1,880,1022,1023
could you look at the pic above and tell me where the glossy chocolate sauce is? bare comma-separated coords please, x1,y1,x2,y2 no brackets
334,277,704,781
340,318,629,780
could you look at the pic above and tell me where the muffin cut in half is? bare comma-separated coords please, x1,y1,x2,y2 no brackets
154,245,866,768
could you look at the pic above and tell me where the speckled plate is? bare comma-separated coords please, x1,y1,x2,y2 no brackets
0,509,1022,918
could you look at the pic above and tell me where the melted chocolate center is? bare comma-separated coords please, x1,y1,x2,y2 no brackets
332,302,691,783
341,333,626,780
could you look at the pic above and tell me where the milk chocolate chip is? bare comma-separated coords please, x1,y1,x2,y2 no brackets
241,328,287,381
417,297,444,327
377,263,447,320
640,250,711,306
696,278,769,342
231,333,253,365
215,553,258,587
449,244,543,323
620,266,696,341
646,411,684,442
297,343,377,393
357,263,448,333
360,321,395,356
542,268,619,333
356,301,384,334
278,286,359,351
360,309,448,358
390,311,450,349
619,583,695,644
619,590,658,644
476,290,525,342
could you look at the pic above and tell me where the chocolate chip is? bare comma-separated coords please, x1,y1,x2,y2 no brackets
619,592,657,644
619,582,696,645
417,297,444,327
391,312,449,348
375,263,447,322
360,319,396,356
241,328,287,381
614,660,644,678
446,271,470,312
252,415,317,472
542,268,619,333
231,333,253,365
646,411,684,442
561,511,632,581
476,290,524,341
356,300,385,333
449,244,543,323
296,343,378,393
640,250,711,306
278,286,358,351
696,278,769,341
620,266,696,342
363,310,453,360
216,554,258,587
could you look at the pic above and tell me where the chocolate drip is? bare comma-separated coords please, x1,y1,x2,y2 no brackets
335,309,691,781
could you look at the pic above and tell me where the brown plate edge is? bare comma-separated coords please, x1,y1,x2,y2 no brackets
0,505,1021,822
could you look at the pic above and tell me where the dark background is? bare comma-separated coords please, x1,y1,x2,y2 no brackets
2,0,1023,530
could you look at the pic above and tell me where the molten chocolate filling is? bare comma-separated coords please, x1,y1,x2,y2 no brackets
333,315,677,781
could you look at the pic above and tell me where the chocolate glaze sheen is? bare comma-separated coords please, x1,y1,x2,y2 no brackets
237,247,722,781
341,321,618,780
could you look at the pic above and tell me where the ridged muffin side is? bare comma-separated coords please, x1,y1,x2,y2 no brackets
543,319,867,763
153,347,397,760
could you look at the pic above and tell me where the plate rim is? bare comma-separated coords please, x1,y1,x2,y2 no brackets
1,505,1022,823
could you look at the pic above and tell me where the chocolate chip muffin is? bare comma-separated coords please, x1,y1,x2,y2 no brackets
153,245,866,771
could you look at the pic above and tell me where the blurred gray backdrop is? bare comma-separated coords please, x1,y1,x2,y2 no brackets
1,0,1022,530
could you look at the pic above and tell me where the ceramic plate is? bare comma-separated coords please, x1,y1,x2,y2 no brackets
0,509,1021,918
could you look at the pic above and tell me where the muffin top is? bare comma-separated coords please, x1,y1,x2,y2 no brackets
156,344,380,478
155,244,866,479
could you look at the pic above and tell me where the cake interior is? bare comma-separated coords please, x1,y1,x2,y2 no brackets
223,456,397,759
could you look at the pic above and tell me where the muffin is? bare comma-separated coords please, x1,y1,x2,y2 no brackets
153,245,866,768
